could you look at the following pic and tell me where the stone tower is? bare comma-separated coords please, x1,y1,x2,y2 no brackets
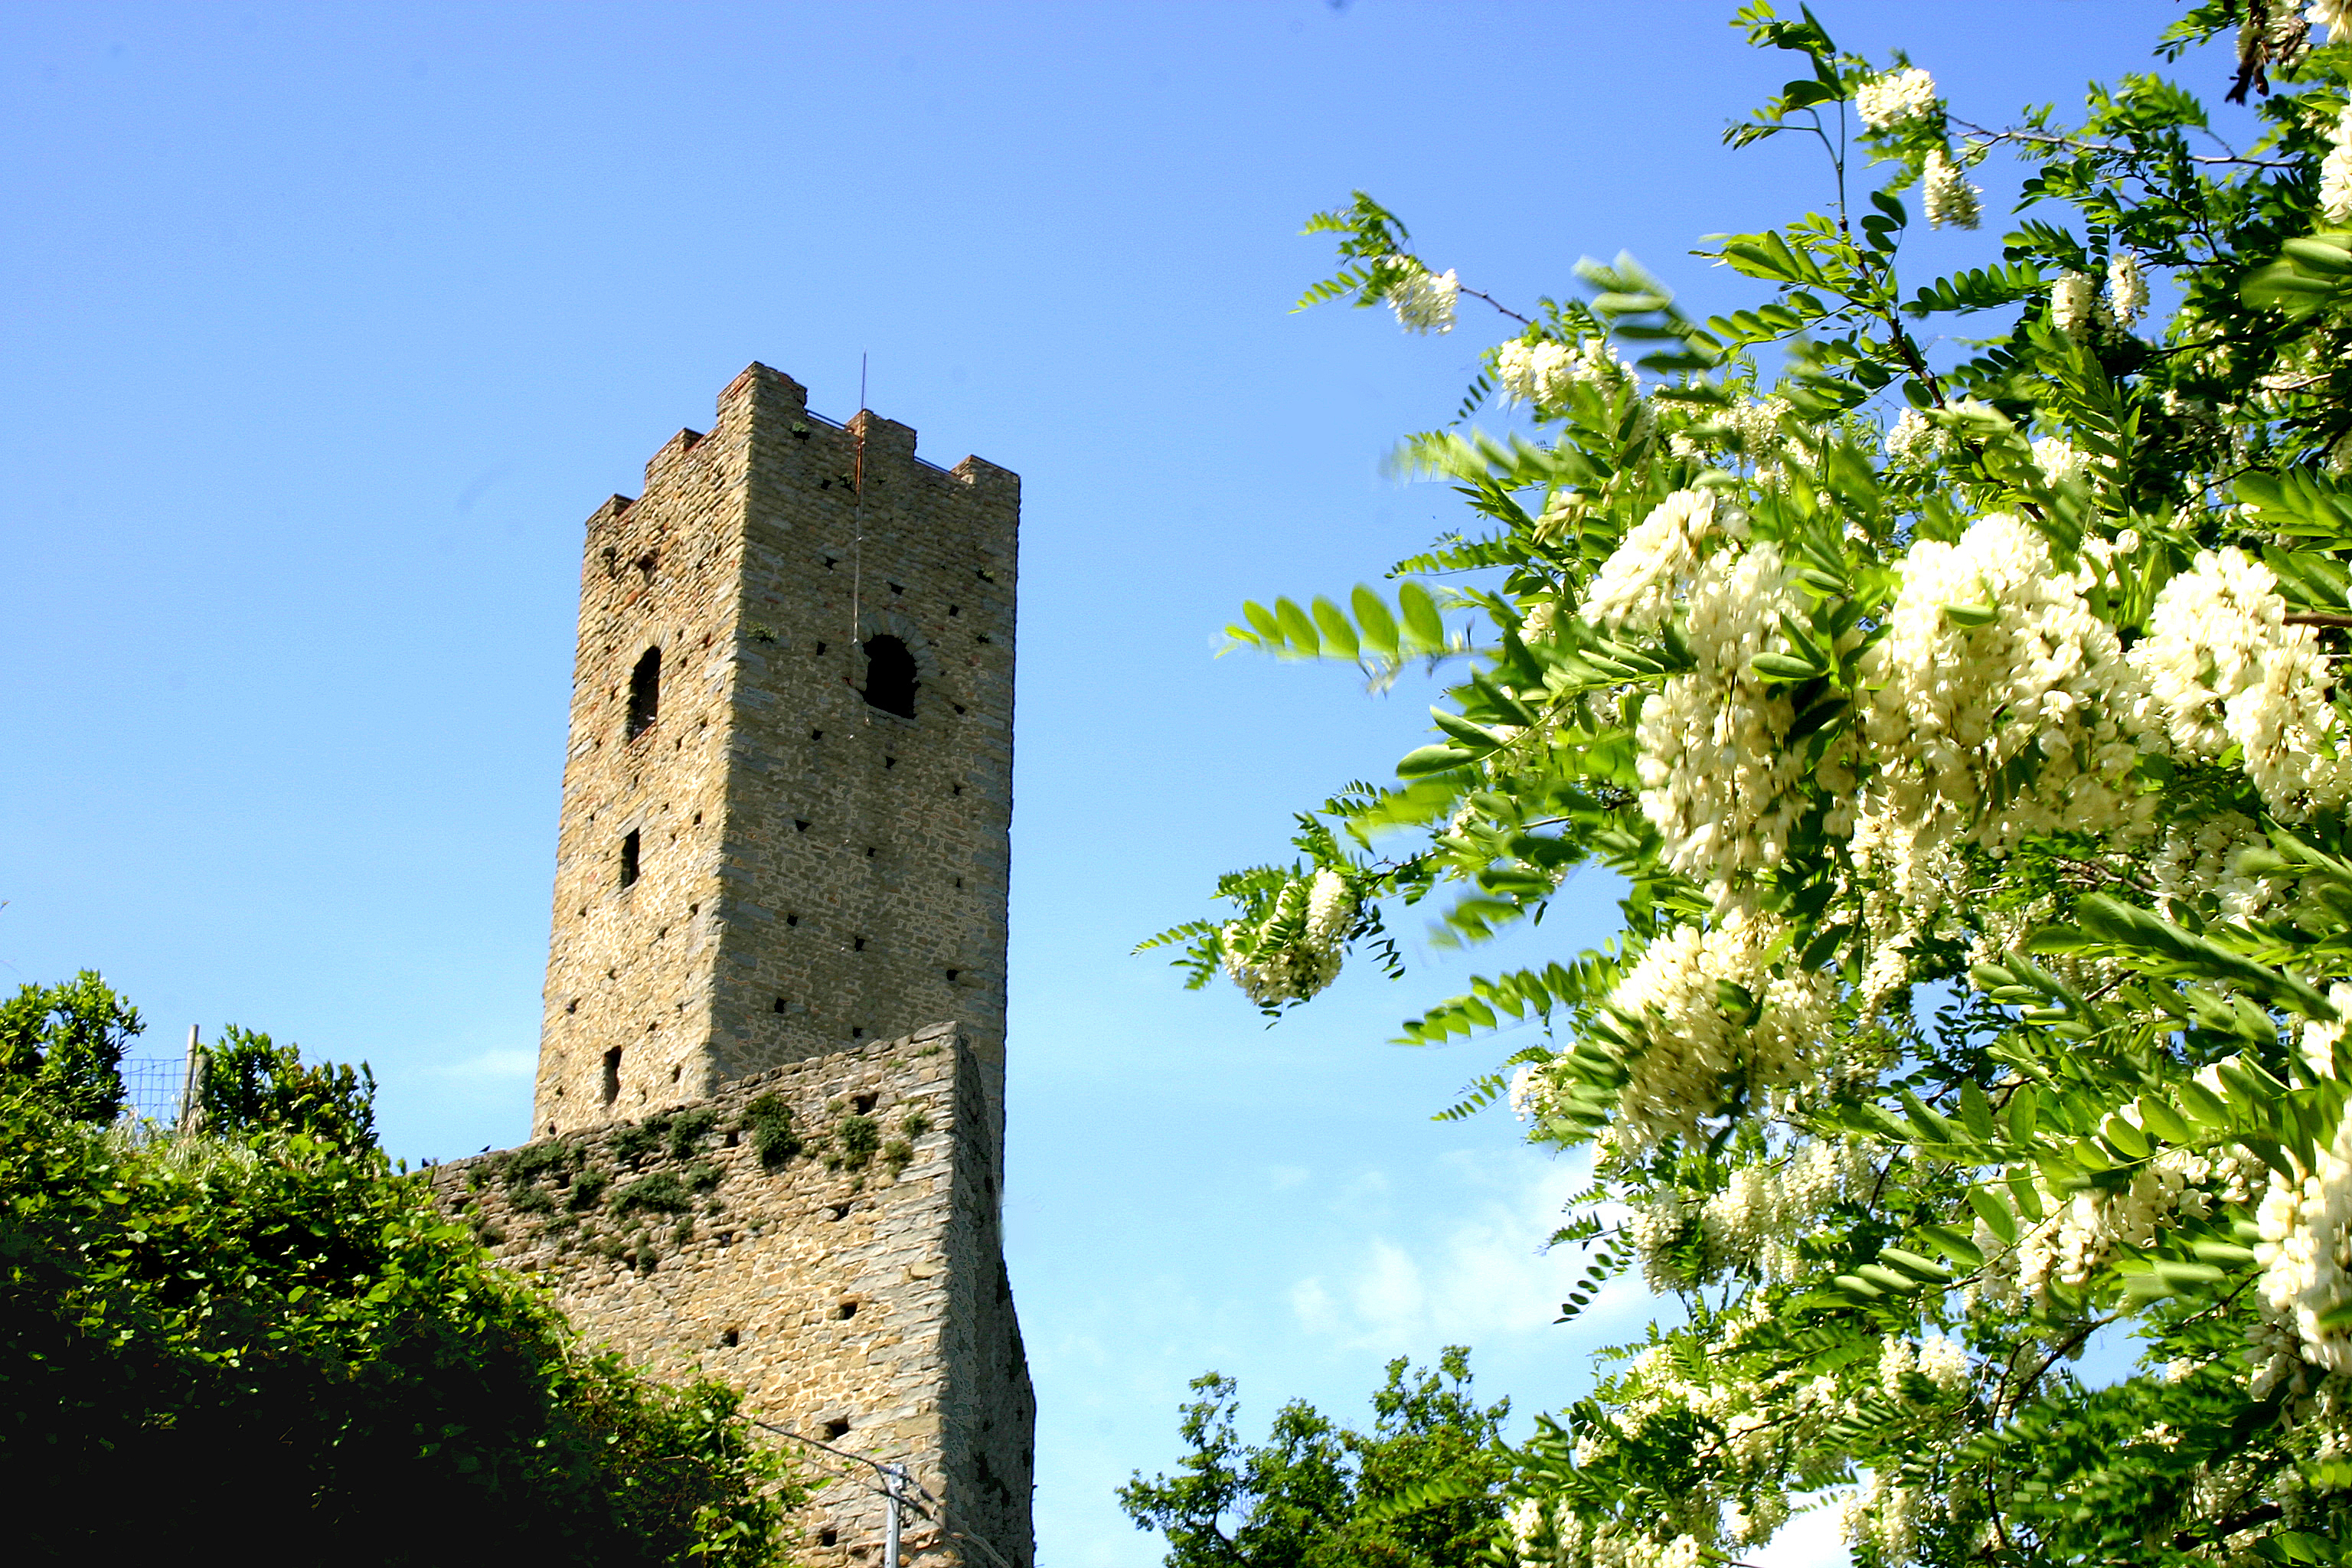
534,364,1017,1154
438,365,1031,1568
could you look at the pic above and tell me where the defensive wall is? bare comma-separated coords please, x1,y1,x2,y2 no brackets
433,1024,1032,1568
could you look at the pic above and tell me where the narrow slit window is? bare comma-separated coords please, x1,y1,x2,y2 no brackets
860,635,917,718
601,1047,622,1106
619,830,641,889
626,646,661,739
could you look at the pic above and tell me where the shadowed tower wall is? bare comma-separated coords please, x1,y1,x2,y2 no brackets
534,364,1017,1152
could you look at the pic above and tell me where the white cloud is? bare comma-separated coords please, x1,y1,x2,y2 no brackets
1288,1150,1648,1350
421,1047,536,1081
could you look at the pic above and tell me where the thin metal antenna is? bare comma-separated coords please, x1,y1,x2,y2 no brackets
851,353,867,648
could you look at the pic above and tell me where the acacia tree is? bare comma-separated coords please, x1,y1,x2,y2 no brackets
1151,5,2352,1565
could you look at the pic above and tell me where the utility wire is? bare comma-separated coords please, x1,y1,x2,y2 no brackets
747,1420,1022,1568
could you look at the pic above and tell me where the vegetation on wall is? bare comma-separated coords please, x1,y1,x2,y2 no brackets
0,972,799,1563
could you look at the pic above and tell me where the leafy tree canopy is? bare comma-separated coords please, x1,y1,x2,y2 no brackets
1121,1348,1511,1568
1152,4,2352,1566
0,972,797,1563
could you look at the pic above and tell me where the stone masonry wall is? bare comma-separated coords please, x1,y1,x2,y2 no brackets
533,366,1018,1160
435,1025,1033,1568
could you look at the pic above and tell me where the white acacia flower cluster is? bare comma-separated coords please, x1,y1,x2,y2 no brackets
1854,513,2151,903
1218,868,1357,1006
2109,250,2148,325
1635,543,1818,884
1877,1333,1971,1400
1384,257,1459,335
2151,812,2298,926
1511,1508,1704,1568
1698,1140,1877,1280
2032,435,2091,487
1589,909,1836,1157
2322,103,2352,227
1841,1472,1922,1568
2315,2,2352,42
1497,335,1635,407
1856,68,1938,131
1883,407,1945,466
1922,149,1981,230
1582,488,1727,632
1971,1148,2257,1308
1726,394,1791,459
2255,1106,2352,1376
2050,270,2097,340
2128,547,2351,816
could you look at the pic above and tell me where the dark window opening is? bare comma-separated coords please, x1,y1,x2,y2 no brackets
850,1027,863,1040
819,1530,839,1548
852,936,866,952
601,1047,622,1106
860,635,917,718
619,830,641,889
626,647,660,739
815,641,827,655
837,1299,859,1320
853,1093,877,1115
773,998,788,1014
720,1328,740,1348
825,1418,851,1439
946,969,959,982
887,581,903,596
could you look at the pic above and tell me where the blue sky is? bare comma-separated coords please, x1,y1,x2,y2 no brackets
2,3,2236,1563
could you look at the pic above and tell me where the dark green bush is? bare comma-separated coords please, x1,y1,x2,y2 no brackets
0,975,797,1563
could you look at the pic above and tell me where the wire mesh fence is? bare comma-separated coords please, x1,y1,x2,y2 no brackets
117,1054,197,1126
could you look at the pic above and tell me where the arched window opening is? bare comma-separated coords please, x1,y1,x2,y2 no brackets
861,635,917,718
619,830,641,889
601,1047,622,1106
626,646,661,740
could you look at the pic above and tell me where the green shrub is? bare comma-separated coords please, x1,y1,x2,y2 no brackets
741,1094,799,1171
0,974,797,1562
830,1113,880,1171
609,1171,694,1216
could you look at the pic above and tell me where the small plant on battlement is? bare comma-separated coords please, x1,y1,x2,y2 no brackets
608,1114,668,1168
501,1138,580,1189
567,1167,609,1211
609,1171,694,1217
826,1112,880,1172
666,1104,718,1158
508,1182,557,1217
740,1093,800,1170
